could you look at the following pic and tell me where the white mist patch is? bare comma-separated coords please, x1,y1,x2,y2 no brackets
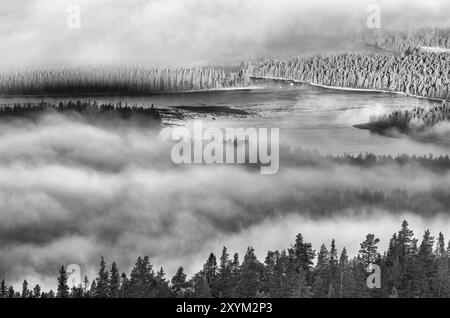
336,103,392,126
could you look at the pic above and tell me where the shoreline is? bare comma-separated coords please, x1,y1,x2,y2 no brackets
251,76,447,102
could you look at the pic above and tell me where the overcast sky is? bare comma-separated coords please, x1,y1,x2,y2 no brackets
1,0,450,70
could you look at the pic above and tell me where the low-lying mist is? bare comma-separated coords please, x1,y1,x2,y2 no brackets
0,113,450,290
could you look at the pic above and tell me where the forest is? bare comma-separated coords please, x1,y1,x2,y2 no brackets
243,49,450,100
0,100,161,124
0,66,250,96
1,220,449,298
359,101,450,135
364,27,450,53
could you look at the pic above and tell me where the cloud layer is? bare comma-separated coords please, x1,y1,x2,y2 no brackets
1,113,450,290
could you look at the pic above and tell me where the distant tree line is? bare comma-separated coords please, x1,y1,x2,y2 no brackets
364,27,450,53
0,66,250,95
243,50,450,99
280,146,450,172
0,100,161,124
365,101,450,133
1,221,450,298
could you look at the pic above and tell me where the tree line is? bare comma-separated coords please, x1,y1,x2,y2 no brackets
0,66,250,95
243,49,450,100
0,100,161,124
366,101,450,133
1,220,450,298
364,27,450,53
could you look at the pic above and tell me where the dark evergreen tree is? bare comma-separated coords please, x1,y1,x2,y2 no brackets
109,262,121,298
0,278,7,298
235,247,263,297
170,267,189,298
95,256,110,298
57,266,69,298
21,280,29,298
155,267,170,298
33,284,41,298
203,253,218,296
359,234,380,267
217,247,233,297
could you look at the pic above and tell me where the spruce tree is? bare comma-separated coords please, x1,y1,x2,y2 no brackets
289,234,315,284
170,267,188,298
57,266,69,298
203,253,218,296
33,284,41,298
155,267,170,298
109,262,121,298
95,256,110,298
230,253,240,296
359,234,380,267
235,247,263,297
313,244,330,297
21,280,29,298
0,278,7,298
217,247,233,297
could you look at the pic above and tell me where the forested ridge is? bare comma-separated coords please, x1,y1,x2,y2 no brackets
243,49,450,100
364,28,450,53
0,66,250,96
1,221,450,298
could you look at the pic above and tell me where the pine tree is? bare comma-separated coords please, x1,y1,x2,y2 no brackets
109,262,121,298
416,230,435,297
313,244,330,297
21,280,29,298
235,247,263,297
155,267,170,298
33,284,41,298
359,234,380,267
329,239,339,290
288,234,315,284
0,278,7,298
230,253,240,296
170,267,188,298
217,247,233,297
436,232,449,297
127,256,156,298
203,253,218,296
338,248,355,298
57,266,69,298
95,256,110,298
397,220,414,267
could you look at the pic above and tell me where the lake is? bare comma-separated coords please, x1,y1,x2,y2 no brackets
2,79,448,156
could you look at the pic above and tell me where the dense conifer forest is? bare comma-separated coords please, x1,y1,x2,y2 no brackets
358,101,450,135
1,221,449,298
0,100,161,125
364,28,450,53
0,66,250,96
243,49,450,100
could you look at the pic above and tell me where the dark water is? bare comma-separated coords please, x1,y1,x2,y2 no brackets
2,79,447,156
